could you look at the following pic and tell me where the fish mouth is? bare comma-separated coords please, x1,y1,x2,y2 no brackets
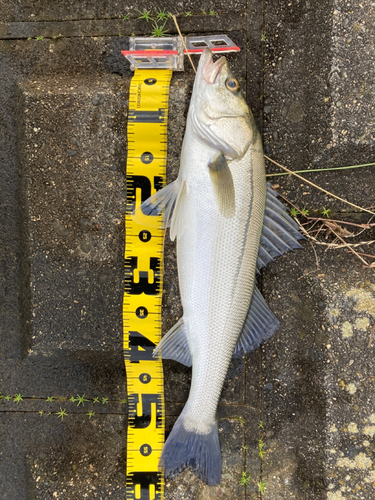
200,48,226,84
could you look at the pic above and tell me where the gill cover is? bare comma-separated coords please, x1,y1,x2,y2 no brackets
190,48,254,159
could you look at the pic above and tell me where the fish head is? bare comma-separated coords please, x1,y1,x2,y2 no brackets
190,48,255,159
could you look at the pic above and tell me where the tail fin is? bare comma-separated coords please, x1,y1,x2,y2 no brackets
160,412,222,485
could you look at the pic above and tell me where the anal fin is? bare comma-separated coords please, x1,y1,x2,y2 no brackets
233,286,280,357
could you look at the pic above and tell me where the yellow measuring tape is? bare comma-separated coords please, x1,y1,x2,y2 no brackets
123,69,172,500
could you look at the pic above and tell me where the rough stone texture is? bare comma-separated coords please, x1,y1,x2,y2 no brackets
0,1,245,23
0,0,374,499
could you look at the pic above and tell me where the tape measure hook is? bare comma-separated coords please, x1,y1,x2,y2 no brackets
122,35,240,71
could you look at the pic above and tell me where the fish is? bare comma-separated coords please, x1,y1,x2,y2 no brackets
138,48,304,485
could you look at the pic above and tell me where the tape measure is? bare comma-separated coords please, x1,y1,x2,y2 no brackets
123,69,172,500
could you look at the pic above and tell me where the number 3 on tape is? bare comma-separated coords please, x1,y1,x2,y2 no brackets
123,69,172,500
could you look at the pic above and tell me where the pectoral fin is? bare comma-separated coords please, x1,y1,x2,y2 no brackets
170,180,187,241
208,153,235,218
153,318,192,367
134,179,179,228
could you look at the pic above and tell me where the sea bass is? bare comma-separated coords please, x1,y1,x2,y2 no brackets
140,48,303,485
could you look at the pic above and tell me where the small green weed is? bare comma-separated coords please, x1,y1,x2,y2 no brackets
242,445,248,451
151,21,169,37
39,410,43,416
122,14,129,20
239,471,251,486
87,410,95,419
36,36,44,41
121,398,127,404
46,396,54,402
261,33,266,42
259,420,263,429
4,395,11,401
290,207,300,217
322,207,331,218
259,480,267,495
14,393,23,404
156,8,171,21
137,9,152,22
185,12,192,17
76,394,89,407
209,10,216,15
69,396,77,403
301,206,309,217
93,397,100,404
234,416,245,425
101,397,108,404
56,408,68,421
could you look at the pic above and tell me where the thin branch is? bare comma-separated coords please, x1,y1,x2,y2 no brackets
310,240,320,270
346,251,375,259
171,15,196,73
326,225,374,272
314,240,375,249
368,322,375,348
265,155,375,215
266,161,375,178
304,217,374,229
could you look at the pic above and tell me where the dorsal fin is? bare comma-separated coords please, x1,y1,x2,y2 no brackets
256,184,304,272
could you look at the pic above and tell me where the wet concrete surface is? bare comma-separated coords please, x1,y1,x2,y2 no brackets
0,1,374,499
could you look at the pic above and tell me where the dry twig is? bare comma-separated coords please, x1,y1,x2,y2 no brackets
171,15,196,73
368,322,375,348
265,155,375,216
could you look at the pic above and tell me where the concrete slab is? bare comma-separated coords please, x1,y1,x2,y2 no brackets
0,412,127,499
262,1,375,499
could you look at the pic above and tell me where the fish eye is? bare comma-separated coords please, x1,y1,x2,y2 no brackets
226,78,240,92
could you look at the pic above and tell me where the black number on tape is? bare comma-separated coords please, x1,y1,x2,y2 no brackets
124,256,160,295
128,393,162,428
126,175,151,213
127,472,162,500
144,78,157,85
140,444,152,456
126,175,164,214
127,331,156,362
141,151,154,164
135,306,148,318
139,373,151,384
139,230,151,242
